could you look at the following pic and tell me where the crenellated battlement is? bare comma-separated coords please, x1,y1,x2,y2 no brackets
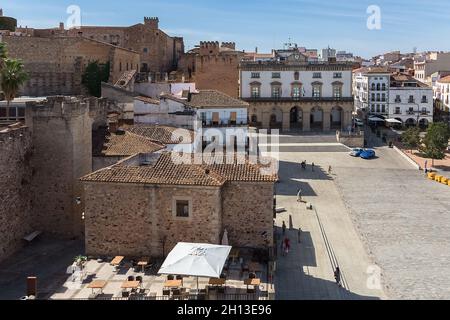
144,16,159,29
221,42,236,50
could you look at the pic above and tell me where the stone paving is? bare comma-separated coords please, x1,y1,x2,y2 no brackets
50,259,270,300
271,132,450,300
269,134,387,300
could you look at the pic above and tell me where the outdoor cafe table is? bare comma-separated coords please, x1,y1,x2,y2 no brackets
209,278,226,286
137,258,149,272
121,281,141,290
164,280,182,288
88,280,107,294
244,278,261,290
111,256,124,266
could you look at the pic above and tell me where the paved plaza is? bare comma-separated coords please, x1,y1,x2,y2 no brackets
270,132,450,300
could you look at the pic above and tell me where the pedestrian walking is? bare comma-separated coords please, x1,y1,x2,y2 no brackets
282,221,286,236
424,160,428,174
297,189,303,202
334,267,341,287
328,165,332,174
312,162,315,172
298,228,302,243
284,237,291,255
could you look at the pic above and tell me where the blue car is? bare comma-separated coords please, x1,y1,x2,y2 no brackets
360,149,376,159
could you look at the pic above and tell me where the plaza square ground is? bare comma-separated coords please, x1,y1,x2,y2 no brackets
270,132,450,300
1,132,450,300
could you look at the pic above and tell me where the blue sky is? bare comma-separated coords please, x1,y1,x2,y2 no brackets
3,0,450,58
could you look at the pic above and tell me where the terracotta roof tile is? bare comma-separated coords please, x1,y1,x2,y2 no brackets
127,125,194,145
101,131,165,157
81,152,278,186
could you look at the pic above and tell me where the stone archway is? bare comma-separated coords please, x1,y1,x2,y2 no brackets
405,118,416,128
331,106,343,129
290,106,303,129
310,106,323,130
270,107,283,129
419,118,429,129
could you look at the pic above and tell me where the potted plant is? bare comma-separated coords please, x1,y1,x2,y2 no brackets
74,255,88,270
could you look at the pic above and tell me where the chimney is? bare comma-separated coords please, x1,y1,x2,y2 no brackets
0,9,3,17
255,47,258,53
59,22,64,30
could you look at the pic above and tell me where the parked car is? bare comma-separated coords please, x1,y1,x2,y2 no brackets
354,118,364,127
349,148,364,157
360,149,376,159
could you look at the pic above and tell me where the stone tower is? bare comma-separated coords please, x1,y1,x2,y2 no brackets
144,17,159,29
25,96,94,238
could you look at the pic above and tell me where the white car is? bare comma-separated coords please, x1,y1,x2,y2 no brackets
354,119,364,126
349,148,364,157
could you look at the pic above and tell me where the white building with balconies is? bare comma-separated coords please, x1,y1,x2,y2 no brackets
240,52,354,132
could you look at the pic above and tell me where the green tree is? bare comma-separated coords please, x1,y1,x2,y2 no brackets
419,122,450,166
0,42,7,69
81,60,110,97
0,58,29,119
401,127,421,153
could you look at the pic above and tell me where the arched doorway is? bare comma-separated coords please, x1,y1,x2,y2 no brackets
310,107,323,130
331,106,343,129
419,119,429,129
405,118,416,128
270,107,283,129
290,106,303,129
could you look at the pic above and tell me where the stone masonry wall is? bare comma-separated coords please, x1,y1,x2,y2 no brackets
195,54,242,98
2,36,139,96
0,126,33,263
26,97,93,238
222,182,274,249
84,183,222,258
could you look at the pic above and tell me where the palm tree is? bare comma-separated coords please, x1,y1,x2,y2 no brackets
0,58,29,119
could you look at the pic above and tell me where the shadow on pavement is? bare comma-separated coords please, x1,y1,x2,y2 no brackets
0,235,84,300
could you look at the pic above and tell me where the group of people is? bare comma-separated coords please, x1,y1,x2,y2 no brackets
301,160,333,174
281,219,342,287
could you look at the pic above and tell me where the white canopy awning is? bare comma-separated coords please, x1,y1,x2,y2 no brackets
158,243,232,279
385,118,402,124
368,117,386,122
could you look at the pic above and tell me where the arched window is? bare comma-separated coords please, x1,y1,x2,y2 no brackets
377,83,381,91
294,71,300,81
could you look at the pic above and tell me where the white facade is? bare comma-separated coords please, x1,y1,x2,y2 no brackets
241,70,352,99
319,48,336,61
353,71,390,116
353,69,434,126
434,78,450,111
389,87,433,127
134,98,195,127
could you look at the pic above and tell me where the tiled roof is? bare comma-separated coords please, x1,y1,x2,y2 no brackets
188,90,249,108
353,66,391,74
160,90,249,108
438,75,450,83
101,131,165,157
127,125,195,145
81,152,278,186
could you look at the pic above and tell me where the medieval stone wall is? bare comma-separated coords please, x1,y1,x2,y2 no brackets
25,97,95,238
0,126,33,263
2,36,140,96
83,183,222,257
222,182,274,249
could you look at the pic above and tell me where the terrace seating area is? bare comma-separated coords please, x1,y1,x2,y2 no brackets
50,250,274,300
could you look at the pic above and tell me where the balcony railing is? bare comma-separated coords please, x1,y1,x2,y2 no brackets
242,96,354,102
201,119,248,128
